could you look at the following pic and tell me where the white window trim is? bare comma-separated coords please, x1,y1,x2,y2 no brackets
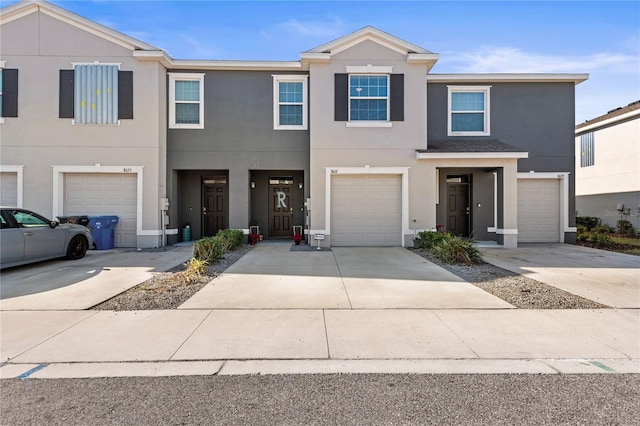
168,73,205,129
447,85,491,136
272,74,308,130
0,62,6,124
349,73,390,124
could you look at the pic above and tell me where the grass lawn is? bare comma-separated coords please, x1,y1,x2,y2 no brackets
611,236,640,255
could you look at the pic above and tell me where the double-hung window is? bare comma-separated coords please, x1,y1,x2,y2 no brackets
59,63,133,124
349,74,388,121
272,74,308,130
0,61,19,122
335,66,403,127
448,86,490,136
169,73,204,129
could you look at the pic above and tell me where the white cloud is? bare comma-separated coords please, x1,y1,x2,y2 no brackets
441,46,639,74
276,18,347,39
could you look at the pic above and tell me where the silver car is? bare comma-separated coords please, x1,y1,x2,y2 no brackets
0,207,94,269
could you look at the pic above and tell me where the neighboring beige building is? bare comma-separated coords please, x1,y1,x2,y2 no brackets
0,0,169,248
575,100,640,229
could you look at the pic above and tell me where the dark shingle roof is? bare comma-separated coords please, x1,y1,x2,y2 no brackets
417,140,527,153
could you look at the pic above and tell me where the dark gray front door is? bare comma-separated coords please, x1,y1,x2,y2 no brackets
447,183,470,237
269,182,293,237
202,183,227,237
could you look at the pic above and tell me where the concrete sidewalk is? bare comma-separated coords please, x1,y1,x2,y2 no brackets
1,243,638,378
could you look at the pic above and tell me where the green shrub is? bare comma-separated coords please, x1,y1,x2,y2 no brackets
576,224,587,235
430,236,483,265
617,220,636,237
576,216,601,231
416,230,452,249
589,232,613,246
576,232,589,242
593,225,611,234
216,229,244,249
193,235,232,263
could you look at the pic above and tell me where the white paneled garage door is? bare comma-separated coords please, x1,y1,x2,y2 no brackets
0,172,18,207
518,179,560,243
331,174,402,246
64,173,137,247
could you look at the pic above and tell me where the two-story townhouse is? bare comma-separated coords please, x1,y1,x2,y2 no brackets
0,0,169,248
575,101,640,230
302,27,586,248
1,1,587,249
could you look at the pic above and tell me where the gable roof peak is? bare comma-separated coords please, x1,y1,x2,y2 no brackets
304,25,433,56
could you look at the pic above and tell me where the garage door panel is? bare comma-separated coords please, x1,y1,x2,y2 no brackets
518,179,560,243
64,173,137,248
331,174,401,246
0,172,18,207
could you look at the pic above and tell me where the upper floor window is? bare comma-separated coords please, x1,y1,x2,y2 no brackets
349,75,388,121
169,73,204,129
448,86,490,136
272,74,308,130
0,62,19,122
580,132,594,167
334,67,404,127
59,63,133,124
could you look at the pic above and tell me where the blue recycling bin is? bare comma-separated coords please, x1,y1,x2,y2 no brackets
88,216,119,250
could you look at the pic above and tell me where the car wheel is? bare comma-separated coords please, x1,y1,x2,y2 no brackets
67,235,88,260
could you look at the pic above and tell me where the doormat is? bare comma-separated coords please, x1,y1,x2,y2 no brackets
290,244,332,252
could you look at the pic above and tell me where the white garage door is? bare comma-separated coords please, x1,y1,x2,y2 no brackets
0,172,18,207
64,173,137,247
331,174,402,246
518,179,560,243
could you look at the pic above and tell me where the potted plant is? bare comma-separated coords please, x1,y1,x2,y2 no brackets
293,233,303,245
248,232,260,245
249,221,260,245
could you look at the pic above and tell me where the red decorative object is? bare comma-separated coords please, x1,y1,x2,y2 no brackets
249,233,260,245
293,234,303,245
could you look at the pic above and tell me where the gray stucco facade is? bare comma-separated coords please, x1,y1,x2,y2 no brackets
166,70,309,242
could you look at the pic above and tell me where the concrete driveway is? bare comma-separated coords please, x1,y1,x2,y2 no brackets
479,244,640,308
179,244,513,310
0,246,193,311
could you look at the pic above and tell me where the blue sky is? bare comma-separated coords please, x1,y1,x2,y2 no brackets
3,0,639,123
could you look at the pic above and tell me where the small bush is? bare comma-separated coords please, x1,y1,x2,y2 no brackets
593,225,611,234
193,235,232,263
430,236,483,265
576,216,601,231
590,233,613,246
617,220,636,237
576,232,589,242
416,230,452,249
216,229,244,249
182,257,209,283
576,224,587,235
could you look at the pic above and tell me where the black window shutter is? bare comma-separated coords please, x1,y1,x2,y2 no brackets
59,70,75,118
334,73,349,121
1,69,19,118
118,71,133,119
390,74,404,121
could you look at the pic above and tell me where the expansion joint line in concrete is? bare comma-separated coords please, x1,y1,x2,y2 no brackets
322,310,331,359
331,250,353,310
169,309,215,361
431,310,481,359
